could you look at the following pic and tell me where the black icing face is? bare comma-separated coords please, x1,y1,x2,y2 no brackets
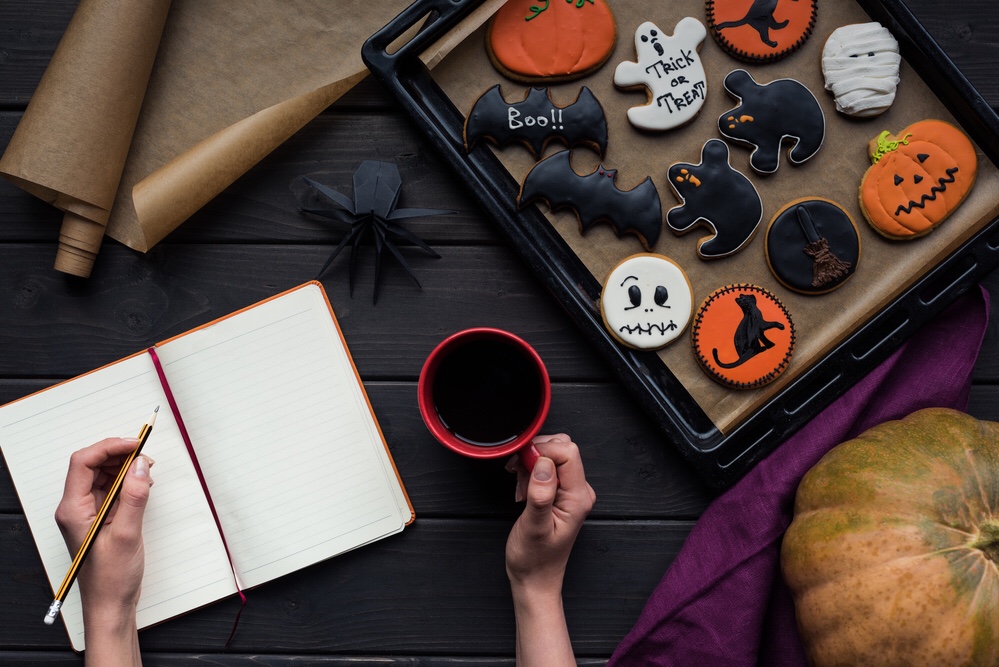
622,276,670,312
640,28,664,57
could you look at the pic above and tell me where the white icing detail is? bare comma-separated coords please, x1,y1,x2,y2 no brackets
614,18,708,131
601,254,693,350
821,22,900,117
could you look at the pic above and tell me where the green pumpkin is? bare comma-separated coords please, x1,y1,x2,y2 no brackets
781,408,999,666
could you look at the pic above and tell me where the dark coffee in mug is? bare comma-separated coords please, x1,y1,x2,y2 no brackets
431,337,544,447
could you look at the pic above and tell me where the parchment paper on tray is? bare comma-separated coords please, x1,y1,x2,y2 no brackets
0,0,502,277
432,0,999,433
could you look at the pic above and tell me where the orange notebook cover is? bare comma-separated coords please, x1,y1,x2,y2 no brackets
0,281,413,651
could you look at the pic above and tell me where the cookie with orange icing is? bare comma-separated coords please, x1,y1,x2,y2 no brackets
691,284,794,389
859,119,978,240
706,0,816,63
487,0,617,83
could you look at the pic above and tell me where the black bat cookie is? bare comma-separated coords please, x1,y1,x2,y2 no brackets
465,85,608,158
518,150,662,249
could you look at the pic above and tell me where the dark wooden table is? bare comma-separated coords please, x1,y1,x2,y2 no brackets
1,1,997,664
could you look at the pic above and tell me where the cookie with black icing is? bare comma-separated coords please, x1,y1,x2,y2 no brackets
765,198,860,295
519,150,663,250
706,0,817,63
718,69,825,175
666,139,763,259
464,85,609,158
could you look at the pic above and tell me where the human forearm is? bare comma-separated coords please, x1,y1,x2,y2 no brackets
82,603,142,666
511,584,576,667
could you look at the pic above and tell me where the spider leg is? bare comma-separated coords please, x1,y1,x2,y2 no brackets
347,221,368,297
386,207,456,220
384,222,441,258
376,223,423,289
317,224,365,279
372,223,386,305
300,176,357,214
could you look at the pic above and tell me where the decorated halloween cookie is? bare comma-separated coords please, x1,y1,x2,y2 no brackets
518,150,663,249
600,253,694,350
706,0,816,63
464,85,608,158
487,0,617,83
613,18,708,131
821,23,901,118
718,69,825,175
859,120,978,240
691,284,795,389
666,139,763,259
765,198,860,294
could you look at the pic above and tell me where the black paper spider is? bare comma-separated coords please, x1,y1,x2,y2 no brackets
298,161,454,303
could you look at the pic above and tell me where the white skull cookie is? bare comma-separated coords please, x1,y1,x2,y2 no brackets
614,17,708,131
600,253,694,350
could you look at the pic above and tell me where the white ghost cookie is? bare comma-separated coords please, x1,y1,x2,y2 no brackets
821,22,901,117
614,18,707,131
600,253,694,350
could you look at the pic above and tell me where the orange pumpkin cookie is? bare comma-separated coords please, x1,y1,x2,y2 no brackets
487,0,617,83
691,284,794,389
706,0,816,63
859,119,978,240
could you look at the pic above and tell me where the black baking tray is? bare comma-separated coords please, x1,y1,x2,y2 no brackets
362,0,999,490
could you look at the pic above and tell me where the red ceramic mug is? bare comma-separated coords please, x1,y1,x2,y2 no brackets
418,328,551,471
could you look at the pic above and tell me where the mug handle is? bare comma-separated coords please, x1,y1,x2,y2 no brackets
518,443,541,472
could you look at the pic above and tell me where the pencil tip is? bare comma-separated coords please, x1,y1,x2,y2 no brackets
154,405,160,413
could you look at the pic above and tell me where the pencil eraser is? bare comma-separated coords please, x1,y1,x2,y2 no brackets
43,615,55,625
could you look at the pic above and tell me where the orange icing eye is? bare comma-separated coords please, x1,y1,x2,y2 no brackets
739,115,754,123
688,175,702,187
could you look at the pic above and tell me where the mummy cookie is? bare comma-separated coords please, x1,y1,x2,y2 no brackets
613,18,708,131
487,0,617,83
718,69,825,175
765,198,860,294
691,284,795,389
706,0,817,63
464,85,609,158
601,253,694,350
666,139,763,259
822,23,901,117
859,120,978,240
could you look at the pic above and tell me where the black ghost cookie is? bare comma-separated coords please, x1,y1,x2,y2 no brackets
718,69,825,175
464,85,609,158
666,139,763,259
765,198,860,294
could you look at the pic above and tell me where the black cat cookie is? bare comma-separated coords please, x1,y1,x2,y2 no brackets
666,139,763,259
464,85,609,158
518,150,663,250
718,69,825,175
691,284,795,389
706,0,817,63
765,198,860,295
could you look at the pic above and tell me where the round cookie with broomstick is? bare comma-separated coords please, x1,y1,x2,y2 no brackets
764,198,860,295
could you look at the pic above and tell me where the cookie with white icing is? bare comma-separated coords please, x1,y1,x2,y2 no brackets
600,253,694,350
614,18,708,131
822,22,901,118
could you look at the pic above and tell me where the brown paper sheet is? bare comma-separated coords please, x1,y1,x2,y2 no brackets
433,0,999,433
0,0,503,275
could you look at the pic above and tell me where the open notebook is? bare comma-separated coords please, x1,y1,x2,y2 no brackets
0,282,413,651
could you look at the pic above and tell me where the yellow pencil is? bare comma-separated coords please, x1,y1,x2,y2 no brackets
44,406,159,626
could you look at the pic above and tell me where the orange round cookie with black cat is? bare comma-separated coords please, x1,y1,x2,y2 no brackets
691,284,795,389
706,0,817,63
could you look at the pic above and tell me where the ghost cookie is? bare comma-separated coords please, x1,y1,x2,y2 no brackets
601,253,694,350
614,18,708,131
666,139,763,259
822,23,901,117
859,120,978,240
765,198,860,294
706,0,817,63
691,284,795,389
718,69,825,175
487,0,617,83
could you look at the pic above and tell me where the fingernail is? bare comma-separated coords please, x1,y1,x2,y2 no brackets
533,457,554,482
133,456,149,478
145,456,156,467
514,485,525,503
123,437,139,445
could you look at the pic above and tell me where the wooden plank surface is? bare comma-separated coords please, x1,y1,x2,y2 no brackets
0,0,997,665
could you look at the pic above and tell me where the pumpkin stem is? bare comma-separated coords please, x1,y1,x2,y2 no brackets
972,521,999,563
869,131,912,164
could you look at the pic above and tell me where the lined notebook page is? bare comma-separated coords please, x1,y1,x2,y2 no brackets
0,353,237,651
154,283,408,589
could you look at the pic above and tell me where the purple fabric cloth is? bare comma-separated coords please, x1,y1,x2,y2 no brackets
607,287,991,667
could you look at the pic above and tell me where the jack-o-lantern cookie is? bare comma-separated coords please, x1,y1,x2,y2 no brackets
859,119,978,240
613,18,708,131
691,284,794,389
487,0,617,83
706,0,817,63
601,253,694,350
765,198,860,294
